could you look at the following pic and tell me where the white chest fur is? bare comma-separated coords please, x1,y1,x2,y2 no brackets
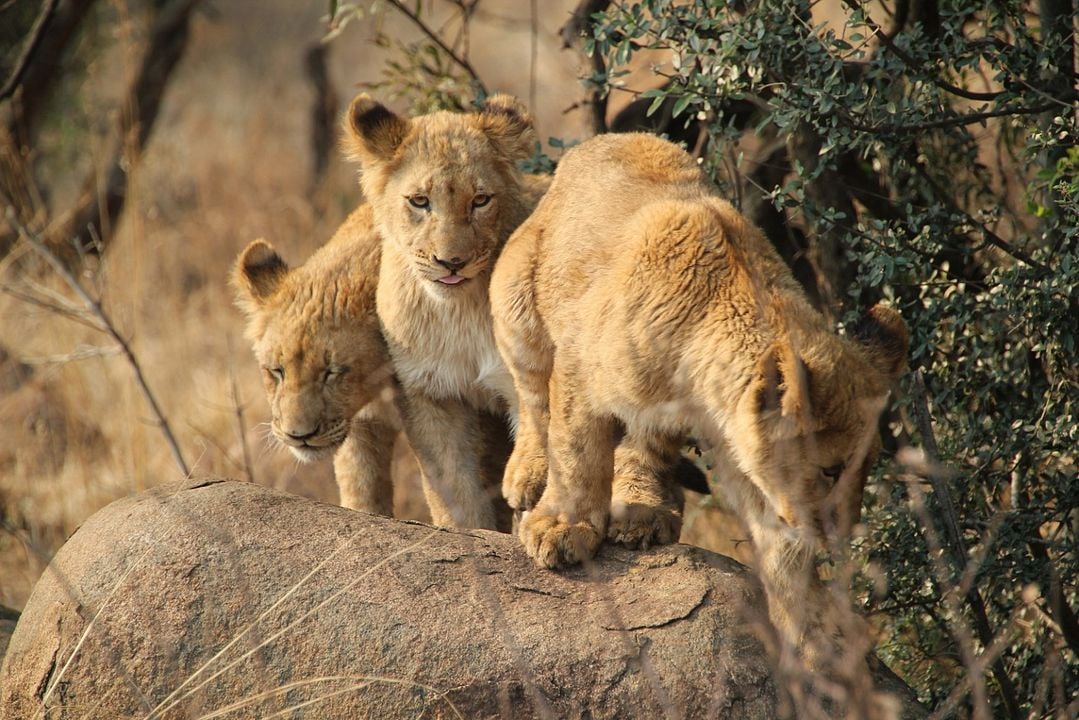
377,260,514,412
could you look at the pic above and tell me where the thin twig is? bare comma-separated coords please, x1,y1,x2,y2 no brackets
382,0,488,95
22,345,122,365
0,0,59,101
0,284,102,332
909,370,1021,720
5,206,191,478
227,335,256,484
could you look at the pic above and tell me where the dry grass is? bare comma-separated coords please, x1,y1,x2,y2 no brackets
0,0,746,613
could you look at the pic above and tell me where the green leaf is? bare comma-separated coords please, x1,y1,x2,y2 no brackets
646,94,666,117
671,93,692,118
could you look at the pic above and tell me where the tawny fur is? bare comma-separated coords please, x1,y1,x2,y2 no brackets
342,94,541,529
490,133,909,663
232,204,398,514
343,96,694,541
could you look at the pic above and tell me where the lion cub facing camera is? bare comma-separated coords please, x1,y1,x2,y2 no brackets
491,133,908,662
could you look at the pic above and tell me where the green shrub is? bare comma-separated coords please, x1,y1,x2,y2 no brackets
586,1,1077,716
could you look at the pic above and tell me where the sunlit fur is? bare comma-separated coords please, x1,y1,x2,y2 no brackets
490,133,909,663
344,96,701,541
340,93,551,531
232,204,398,514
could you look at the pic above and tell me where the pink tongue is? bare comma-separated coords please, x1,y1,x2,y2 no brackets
438,275,466,285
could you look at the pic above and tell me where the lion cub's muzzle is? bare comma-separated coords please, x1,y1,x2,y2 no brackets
426,253,478,286
274,419,347,462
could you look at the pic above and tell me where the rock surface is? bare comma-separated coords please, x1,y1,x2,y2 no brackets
0,479,924,719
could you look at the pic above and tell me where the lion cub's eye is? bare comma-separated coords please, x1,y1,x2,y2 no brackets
322,367,346,384
472,193,491,208
821,463,845,479
407,194,430,209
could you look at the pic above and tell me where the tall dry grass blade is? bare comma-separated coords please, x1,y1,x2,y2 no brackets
226,336,256,484
192,676,372,719
5,206,191,478
467,557,557,720
189,674,464,720
141,525,369,717
145,529,440,719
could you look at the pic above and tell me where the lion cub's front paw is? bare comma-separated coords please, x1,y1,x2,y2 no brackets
607,501,682,550
503,450,548,511
519,511,603,569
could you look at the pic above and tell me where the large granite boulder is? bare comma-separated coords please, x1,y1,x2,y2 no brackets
1,478,926,719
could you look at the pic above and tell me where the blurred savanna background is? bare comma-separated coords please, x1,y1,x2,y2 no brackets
1,0,1076,717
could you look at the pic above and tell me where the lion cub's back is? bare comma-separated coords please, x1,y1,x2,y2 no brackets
295,203,382,318
526,135,713,325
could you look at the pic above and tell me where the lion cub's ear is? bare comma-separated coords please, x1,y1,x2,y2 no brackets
848,303,909,381
476,94,535,162
233,239,289,315
753,341,813,428
342,94,410,164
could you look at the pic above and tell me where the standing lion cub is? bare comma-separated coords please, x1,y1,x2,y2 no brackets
340,93,541,530
491,133,908,662
342,95,704,539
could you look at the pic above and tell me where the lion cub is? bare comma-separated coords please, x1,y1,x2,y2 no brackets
233,204,399,514
340,93,553,532
491,133,908,660
342,95,702,539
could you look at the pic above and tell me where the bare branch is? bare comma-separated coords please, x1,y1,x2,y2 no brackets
4,0,98,142
0,0,59,101
559,0,612,134
381,0,488,96
909,371,1021,720
6,206,191,478
910,163,1051,276
845,101,1060,135
843,0,1000,103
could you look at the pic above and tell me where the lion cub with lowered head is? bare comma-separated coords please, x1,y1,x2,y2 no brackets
233,204,399,514
491,133,908,660
342,95,702,539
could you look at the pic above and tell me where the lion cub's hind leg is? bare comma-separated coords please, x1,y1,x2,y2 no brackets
609,428,686,549
519,358,616,568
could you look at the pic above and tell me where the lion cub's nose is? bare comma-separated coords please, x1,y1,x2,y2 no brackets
433,255,468,273
284,426,319,442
